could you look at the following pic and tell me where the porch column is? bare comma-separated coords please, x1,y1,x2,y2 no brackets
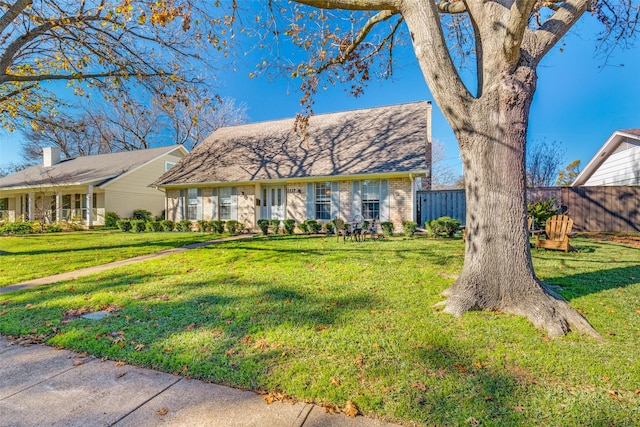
56,192,62,223
86,185,93,227
28,192,34,221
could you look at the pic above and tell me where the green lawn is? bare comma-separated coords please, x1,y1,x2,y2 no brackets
0,231,226,286
0,234,639,426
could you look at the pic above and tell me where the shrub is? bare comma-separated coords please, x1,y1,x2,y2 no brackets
146,221,163,232
304,220,322,234
270,219,282,234
46,223,63,233
257,219,270,235
116,219,132,232
196,220,210,232
283,219,296,235
210,220,225,234
381,221,395,236
132,209,153,222
132,220,146,233
154,210,165,221
403,221,418,237
160,220,175,232
104,211,120,228
226,220,242,234
297,222,309,234
177,220,192,232
426,216,461,238
527,197,561,229
1,222,35,235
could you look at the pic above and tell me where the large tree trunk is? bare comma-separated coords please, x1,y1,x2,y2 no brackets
436,68,600,338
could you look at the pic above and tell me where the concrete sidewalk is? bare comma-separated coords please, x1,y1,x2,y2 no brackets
0,336,401,427
0,234,253,295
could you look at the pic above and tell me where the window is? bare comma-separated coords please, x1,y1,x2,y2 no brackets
165,161,176,171
361,180,381,220
315,182,332,220
219,187,234,220
187,188,202,220
0,198,8,210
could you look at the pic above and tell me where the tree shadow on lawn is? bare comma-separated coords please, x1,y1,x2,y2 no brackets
541,264,640,301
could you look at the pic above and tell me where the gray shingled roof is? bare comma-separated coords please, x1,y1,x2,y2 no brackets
0,145,183,190
154,102,431,187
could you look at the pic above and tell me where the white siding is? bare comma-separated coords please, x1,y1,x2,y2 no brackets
585,144,640,186
103,153,184,218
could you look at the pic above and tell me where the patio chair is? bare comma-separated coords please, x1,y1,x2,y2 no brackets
533,214,576,252
333,217,349,242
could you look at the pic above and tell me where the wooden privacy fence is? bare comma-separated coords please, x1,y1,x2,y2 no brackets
417,186,640,232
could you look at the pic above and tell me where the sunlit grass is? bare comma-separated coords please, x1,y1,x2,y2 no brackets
0,230,226,286
0,235,638,425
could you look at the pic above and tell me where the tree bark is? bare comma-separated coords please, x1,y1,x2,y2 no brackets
436,66,600,338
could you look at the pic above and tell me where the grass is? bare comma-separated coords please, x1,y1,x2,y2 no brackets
0,230,226,286
0,233,639,426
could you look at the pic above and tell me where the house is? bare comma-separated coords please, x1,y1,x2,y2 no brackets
572,129,640,186
153,101,432,231
0,145,188,226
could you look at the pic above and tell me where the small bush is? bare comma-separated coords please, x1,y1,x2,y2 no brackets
226,220,242,234
426,216,461,238
210,220,225,234
297,222,309,234
104,211,120,228
160,220,175,232
132,220,146,233
146,220,163,232
46,223,63,233
283,219,296,235
527,197,561,229
1,222,35,235
132,209,153,222
196,220,210,233
257,219,270,235
177,220,192,232
381,221,395,236
116,219,132,232
304,220,322,234
402,221,418,237
270,219,282,234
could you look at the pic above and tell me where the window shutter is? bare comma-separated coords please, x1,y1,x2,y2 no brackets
211,188,218,220
306,183,314,219
330,182,340,219
380,179,390,221
197,188,203,220
230,187,238,220
352,181,361,218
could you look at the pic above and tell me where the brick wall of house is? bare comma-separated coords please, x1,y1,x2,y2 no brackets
237,185,256,231
166,189,180,222
389,177,414,228
339,181,353,221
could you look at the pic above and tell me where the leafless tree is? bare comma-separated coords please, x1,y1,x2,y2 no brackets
526,139,565,187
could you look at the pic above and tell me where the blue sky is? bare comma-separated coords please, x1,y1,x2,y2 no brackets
1,14,638,178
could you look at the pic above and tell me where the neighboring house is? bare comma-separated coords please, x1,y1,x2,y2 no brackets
572,129,640,186
0,145,188,226
153,101,432,231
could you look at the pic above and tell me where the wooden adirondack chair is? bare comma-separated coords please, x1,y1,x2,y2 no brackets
534,215,576,252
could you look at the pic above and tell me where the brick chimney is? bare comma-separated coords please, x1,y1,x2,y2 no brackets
43,147,61,167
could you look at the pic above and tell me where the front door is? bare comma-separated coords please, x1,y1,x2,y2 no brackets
261,186,286,220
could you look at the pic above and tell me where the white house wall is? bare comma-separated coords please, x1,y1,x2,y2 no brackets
584,143,640,186
103,153,183,218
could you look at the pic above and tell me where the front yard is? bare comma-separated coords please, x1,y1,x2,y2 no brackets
0,233,639,425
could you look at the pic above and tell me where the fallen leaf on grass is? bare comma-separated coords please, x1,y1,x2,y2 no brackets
134,344,144,351
411,382,426,391
72,360,84,366
608,390,623,401
330,377,340,386
453,364,468,373
156,408,169,416
512,405,526,412
635,389,640,395
114,361,126,367
184,323,195,330
343,400,359,418
316,325,327,332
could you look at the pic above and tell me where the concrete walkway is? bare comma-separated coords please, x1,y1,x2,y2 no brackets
0,234,253,295
0,336,400,427
0,235,403,426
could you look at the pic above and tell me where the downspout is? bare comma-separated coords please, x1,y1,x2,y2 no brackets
409,173,416,222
